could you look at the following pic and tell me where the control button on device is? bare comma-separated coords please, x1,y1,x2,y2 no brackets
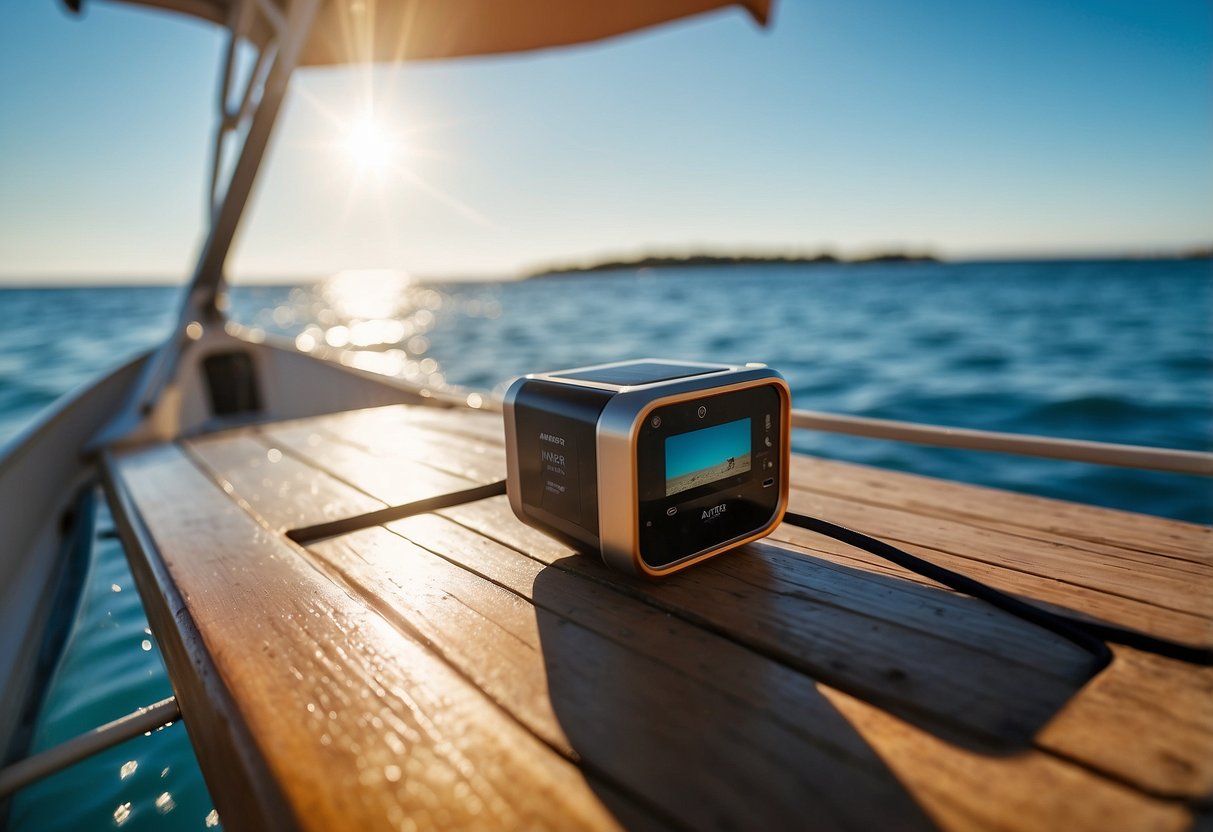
666,506,678,516
650,415,662,429
764,436,773,448
697,405,707,419
763,478,775,488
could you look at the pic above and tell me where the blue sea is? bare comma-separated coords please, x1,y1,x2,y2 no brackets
2,259,1210,830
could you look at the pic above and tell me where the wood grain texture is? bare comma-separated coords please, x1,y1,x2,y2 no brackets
272,404,1213,799
188,428,1187,832
105,400,1211,830
101,454,297,832
297,405,1213,639
260,420,1104,739
108,442,639,832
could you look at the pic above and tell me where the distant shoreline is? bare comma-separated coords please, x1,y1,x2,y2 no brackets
521,248,1211,280
524,252,937,279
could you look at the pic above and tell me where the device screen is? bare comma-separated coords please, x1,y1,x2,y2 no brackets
665,417,752,497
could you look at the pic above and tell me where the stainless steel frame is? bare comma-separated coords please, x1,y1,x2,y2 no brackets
91,0,322,449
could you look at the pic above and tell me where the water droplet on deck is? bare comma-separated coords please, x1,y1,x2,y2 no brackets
119,760,137,780
205,809,220,828
325,325,350,348
185,321,204,340
141,639,152,652
266,448,282,463
154,792,175,814
111,584,121,593
160,767,170,778
113,802,132,825
384,764,401,782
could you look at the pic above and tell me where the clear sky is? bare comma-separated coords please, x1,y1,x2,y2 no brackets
1,0,1210,283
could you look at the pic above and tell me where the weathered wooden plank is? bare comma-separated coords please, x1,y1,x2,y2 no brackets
768,523,1213,643
188,431,1189,831
261,422,1104,747
290,406,1213,799
298,409,1213,642
108,442,638,832
1040,644,1213,798
788,454,1212,565
782,488,1212,617
102,454,297,832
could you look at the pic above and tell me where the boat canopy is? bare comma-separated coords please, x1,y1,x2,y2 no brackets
76,0,770,64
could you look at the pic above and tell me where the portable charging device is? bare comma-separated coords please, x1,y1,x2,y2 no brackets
503,359,791,576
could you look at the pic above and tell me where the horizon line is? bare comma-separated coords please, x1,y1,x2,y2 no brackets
1,246,1209,288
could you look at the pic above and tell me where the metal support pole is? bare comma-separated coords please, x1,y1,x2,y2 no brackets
0,697,180,797
87,0,321,449
188,0,321,322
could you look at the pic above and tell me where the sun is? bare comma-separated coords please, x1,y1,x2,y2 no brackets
342,115,401,173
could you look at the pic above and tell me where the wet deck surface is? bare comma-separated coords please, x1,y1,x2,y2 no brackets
103,403,1213,831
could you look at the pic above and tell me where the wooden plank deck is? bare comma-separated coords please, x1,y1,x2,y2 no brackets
101,403,1213,831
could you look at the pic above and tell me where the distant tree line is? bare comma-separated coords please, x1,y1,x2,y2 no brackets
525,251,938,279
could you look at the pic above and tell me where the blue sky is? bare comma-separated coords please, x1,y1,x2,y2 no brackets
1,0,1210,282
667,418,752,482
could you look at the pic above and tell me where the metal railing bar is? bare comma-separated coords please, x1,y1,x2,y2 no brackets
0,697,180,797
791,408,1213,476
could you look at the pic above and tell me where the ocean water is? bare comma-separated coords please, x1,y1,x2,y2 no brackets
1,259,1209,830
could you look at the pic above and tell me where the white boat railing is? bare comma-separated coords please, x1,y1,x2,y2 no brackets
789,408,1213,476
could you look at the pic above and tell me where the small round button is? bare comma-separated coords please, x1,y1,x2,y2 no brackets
697,405,707,419
650,415,662,429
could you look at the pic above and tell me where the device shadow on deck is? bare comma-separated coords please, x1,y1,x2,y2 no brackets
529,541,1101,826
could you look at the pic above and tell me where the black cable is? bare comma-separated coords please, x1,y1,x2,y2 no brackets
783,511,1213,667
286,480,507,545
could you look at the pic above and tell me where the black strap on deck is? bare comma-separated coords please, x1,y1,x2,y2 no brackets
285,480,507,545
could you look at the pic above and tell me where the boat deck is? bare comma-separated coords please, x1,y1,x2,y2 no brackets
101,403,1212,831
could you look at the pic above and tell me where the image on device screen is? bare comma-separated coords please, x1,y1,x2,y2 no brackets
665,418,751,497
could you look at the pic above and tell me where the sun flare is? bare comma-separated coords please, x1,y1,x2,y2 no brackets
342,116,401,172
